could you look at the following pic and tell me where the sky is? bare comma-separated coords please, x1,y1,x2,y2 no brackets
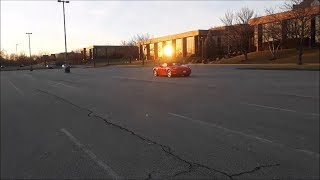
1,0,285,55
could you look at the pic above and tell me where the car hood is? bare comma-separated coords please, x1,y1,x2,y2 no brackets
171,65,190,69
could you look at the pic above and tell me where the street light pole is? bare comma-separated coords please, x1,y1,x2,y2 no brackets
200,37,204,60
26,33,33,71
58,0,70,73
16,44,18,54
15,44,18,60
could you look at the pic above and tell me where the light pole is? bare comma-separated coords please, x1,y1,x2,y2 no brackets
26,33,33,71
58,0,70,73
15,44,18,60
200,36,204,60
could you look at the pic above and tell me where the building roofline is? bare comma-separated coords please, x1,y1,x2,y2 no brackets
140,29,208,45
249,5,320,25
83,45,138,49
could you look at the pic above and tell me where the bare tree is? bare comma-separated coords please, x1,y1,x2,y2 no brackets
0,49,7,60
120,40,127,46
121,33,153,65
220,10,234,26
130,33,152,46
220,10,234,54
9,53,15,61
235,7,255,61
131,33,152,65
220,7,255,61
120,40,136,47
71,48,82,54
263,7,284,60
282,0,316,65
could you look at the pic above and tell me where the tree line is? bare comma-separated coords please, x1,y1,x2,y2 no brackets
0,49,83,67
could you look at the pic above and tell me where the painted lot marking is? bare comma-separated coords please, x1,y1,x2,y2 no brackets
168,113,319,159
241,102,319,117
283,93,319,99
7,79,23,95
168,113,274,144
60,128,121,180
48,80,76,89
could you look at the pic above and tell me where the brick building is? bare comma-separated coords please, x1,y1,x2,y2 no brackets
81,45,139,61
139,30,208,60
250,1,320,51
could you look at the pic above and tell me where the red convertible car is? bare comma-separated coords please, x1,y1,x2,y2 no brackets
153,62,191,77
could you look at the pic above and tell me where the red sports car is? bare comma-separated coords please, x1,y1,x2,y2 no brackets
153,62,191,77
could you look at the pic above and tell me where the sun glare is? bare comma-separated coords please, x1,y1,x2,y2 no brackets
163,45,173,57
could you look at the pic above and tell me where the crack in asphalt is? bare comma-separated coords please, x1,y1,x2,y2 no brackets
230,163,280,177
35,89,280,179
172,163,193,178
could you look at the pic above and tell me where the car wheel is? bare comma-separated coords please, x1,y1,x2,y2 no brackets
167,70,172,78
153,70,158,76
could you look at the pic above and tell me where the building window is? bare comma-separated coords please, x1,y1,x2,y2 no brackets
186,36,195,55
158,42,163,57
150,44,154,58
143,45,147,57
286,18,312,39
262,22,282,43
175,39,183,57
166,40,172,47
254,25,259,46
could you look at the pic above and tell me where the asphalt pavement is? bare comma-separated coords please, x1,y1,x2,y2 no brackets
1,65,319,179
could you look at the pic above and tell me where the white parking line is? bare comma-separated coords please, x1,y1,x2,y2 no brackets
7,79,23,95
282,93,319,99
168,112,319,159
60,128,121,180
49,80,75,89
169,113,274,144
241,102,319,117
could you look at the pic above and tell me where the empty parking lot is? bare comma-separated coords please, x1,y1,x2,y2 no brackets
1,65,319,179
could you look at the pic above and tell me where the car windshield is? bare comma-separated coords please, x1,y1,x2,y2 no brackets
1,0,319,180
